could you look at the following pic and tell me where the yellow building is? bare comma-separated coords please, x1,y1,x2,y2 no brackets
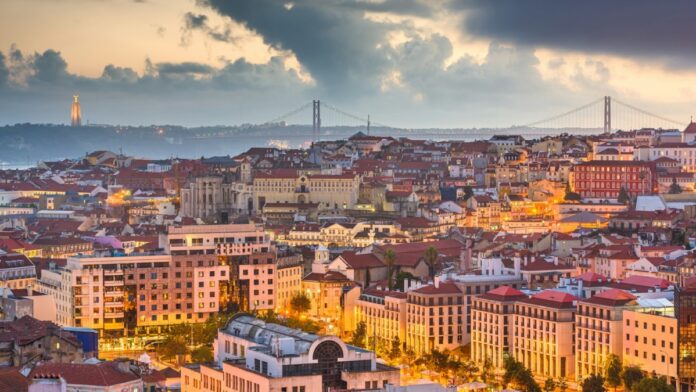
302,270,353,324
253,171,360,212
471,286,527,369
275,254,304,312
406,281,464,355
576,289,637,381
354,288,407,346
511,290,577,380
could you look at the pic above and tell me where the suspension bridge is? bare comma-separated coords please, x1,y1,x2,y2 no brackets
187,96,688,141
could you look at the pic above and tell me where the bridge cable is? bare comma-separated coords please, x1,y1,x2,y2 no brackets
522,98,604,128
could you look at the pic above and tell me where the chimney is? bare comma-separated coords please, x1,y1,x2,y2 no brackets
27,284,32,296
434,276,440,288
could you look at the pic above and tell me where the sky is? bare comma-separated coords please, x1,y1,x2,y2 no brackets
0,0,695,128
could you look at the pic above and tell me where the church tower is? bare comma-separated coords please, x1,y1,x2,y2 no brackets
70,95,82,127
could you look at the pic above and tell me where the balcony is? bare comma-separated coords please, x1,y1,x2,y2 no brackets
105,312,125,318
104,280,124,287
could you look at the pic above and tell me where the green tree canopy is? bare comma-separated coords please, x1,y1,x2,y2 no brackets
669,178,683,194
621,365,644,391
582,374,607,392
351,321,367,348
618,187,630,204
605,354,622,391
289,292,312,314
634,377,674,392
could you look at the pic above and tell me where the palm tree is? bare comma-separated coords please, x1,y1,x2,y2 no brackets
423,246,439,280
384,249,396,290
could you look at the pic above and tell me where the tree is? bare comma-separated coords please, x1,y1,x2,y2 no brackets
503,356,540,392
544,378,557,392
605,354,622,391
389,336,401,361
564,183,581,201
462,186,474,200
157,335,188,362
351,321,367,348
618,187,630,204
669,177,683,194
634,377,674,392
384,249,396,290
456,361,479,384
557,377,568,392
621,365,644,391
394,271,416,291
423,246,439,280
582,374,607,392
190,346,213,363
289,292,311,314
480,357,494,384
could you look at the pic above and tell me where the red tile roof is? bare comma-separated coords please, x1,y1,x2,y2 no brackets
0,368,29,392
582,288,637,307
522,290,578,309
610,275,672,292
337,251,384,269
30,362,140,387
479,286,527,301
411,281,461,295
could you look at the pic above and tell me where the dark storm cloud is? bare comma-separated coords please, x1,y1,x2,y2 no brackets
338,0,432,17
199,0,395,97
458,0,696,68
32,49,70,83
184,12,208,29
156,62,214,76
182,11,236,44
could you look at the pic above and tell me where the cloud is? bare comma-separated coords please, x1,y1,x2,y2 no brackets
457,0,696,68
32,49,70,83
156,61,214,76
199,0,396,97
181,11,237,44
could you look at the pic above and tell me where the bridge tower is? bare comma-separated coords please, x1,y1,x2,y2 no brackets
312,100,321,143
604,96,611,133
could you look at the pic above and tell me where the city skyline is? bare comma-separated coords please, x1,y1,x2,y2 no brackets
1,1,696,128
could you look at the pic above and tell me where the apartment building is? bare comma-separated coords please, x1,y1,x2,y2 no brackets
275,253,304,312
405,281,464,354
354,288,408,346
572,160,657,199
623,299,678,385
38,252,229,337
471,286,527,369
196,314,399,392
163,223,269,257
677,278,696,392
0,253,36,290
635,143,696,173
511,290,578,380
576,288,638,381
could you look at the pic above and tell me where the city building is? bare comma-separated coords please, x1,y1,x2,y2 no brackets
471,286,527,369
576,289,637,381
0,253,37,289
572,161,657,199
511,290,578,380
192,314,399,392
253,170,360,212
